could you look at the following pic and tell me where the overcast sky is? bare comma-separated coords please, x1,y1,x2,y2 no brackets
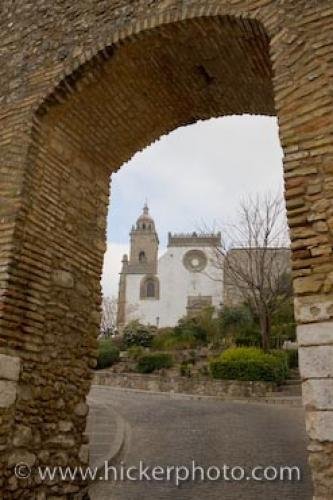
102,115,284,297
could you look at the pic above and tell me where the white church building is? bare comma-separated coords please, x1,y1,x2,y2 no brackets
116,204,223,328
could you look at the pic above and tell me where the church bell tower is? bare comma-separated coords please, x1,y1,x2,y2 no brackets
129,203,159,274
116,203,159,329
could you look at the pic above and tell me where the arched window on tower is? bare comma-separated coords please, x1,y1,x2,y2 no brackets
140,276,159,300
139,251,147,263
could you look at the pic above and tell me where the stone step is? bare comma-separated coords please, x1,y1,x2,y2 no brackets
285,379,302,385
261,395,302,407
271,386,302,397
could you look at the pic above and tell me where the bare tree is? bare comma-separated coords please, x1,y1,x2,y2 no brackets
100,296,118,337
211,193,291,351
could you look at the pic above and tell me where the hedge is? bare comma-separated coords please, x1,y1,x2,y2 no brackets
136,353,173,374
96,340,120,370
269,349,289,380
210,347,288,383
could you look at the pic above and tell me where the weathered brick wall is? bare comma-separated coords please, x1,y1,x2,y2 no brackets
1,102,111,496
0,1,332,497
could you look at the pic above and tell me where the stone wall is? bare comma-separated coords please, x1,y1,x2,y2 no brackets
93,371,275,398
0,1,333,497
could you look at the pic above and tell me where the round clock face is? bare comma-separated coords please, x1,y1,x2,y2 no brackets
183,249,207,272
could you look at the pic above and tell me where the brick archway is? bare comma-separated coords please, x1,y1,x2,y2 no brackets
1,2,333,497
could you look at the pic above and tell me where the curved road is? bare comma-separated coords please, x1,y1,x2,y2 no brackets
89,386,312,500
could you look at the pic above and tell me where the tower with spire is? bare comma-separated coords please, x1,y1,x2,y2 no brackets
116,203,160,328
129,202,159,273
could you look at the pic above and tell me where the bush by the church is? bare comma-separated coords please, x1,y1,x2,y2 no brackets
179,361,192,377
210,347,288,383
96,339,120,370
218,306,261,347
152,328,178,350
154,315,209,350
270,300,296,349
285,348,298,369
123,320,156,348
174,315,209,344
152,328,198,350
128,345,146,360
136,353,173,373
110,335,126,351
234,324,261,347
268,349,289,380
218,303,296,350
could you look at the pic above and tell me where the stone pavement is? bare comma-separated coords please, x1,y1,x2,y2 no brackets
88,386,313,500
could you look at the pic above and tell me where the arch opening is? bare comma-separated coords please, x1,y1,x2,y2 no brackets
24,9,278,475
36,15,275,176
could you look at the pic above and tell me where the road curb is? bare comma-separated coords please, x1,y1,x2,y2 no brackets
73,401,128,500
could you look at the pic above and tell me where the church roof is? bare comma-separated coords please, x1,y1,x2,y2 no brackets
168,232,222,247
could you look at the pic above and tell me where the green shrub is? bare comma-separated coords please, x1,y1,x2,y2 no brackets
270,299,296,348
110,335,125,351
219,306,252,331
188,350,197,365
269,349,289,380
285,349,298,369
127,345,145,360
193,306,221,341
219,347,263,362
152,328,183,350
210,347,287,383
218,306,261,347
96,340,120,370
123,320,155,348
175,316,208,344
180,361,192,378
218,302,296,350
152,326,201,351
234,324,261,347
136,353,173,374
152,309,223,351
270,324,297,349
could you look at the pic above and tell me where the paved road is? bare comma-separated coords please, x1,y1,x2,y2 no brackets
89,386,313,500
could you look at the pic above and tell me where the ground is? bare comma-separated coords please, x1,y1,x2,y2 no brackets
89,386,313,499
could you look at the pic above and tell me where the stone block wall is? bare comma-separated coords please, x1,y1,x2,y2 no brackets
93,371,275,398
298,321,333,497
0,0,333,497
